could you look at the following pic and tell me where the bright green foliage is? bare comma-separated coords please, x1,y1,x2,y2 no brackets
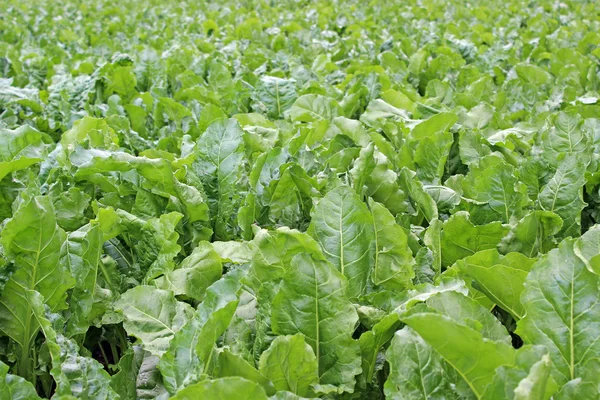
1,0,600,398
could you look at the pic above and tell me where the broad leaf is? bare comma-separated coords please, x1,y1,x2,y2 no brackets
0,196,74,379
517,235,600,386
193,118,246,240
271,253,361,393
308,185,375,299
116,286,193,356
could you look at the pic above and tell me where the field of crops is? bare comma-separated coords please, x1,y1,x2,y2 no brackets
1,0,600,398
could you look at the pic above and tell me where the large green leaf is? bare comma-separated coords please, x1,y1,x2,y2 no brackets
308,185,375,299
271,253,361,393
517,235,600,386
401,302,516,398
115,286,193,356
193,118,246,240
0,196,75,379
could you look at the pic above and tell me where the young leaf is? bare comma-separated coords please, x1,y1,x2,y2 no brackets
384,326,450,399
441,211,509,266
370,200,415,290
258,334,319,396
457,250,537,319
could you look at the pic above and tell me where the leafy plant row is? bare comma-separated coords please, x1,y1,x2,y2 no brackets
1,0,600,399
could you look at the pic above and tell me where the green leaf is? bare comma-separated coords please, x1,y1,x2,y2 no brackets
538,155,587,239
458,249,536,319
539,111,590,165
115,286,193,356
172,377,268,400
246,227,324,291
308,185,375,299
29,291,119,399
482,346,557,400
498,211,563,257
288,95,342,123
360,99,409,128
409,112,458,141
61,116,119,149
359,313,401,384
513,354,554,400
0,360,39,400
573,225,600,275
154,241,222,301
158,271,242,394
0,125,47,180
110,348,142,400
441,211,509,267
254,76,298,119
350,144,408,215
258,334,319,396
384,326,449,399
401,302,516,398
426,291,511,344
63,222,104,336
271,253,361,393
0,196,75,380
193,118,246,240
461,155,529,224
517,235,600,386
370,200,415,290
268,163,320,229
399,168,438,222
216,349,276,395
413,130,454,185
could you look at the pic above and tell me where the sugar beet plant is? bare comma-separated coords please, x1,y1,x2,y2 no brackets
1,0,600,398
